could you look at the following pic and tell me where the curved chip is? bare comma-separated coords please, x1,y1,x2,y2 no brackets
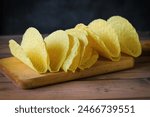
44,30,69,72
78,46,93,70
83,50,99,68
66,28,91,69
75,23,97,48
62,35,80,72
79,49,99,69
21,27,48,73
75,23,120,61
88,19,120,60
107,16,142,57
9,40,37,72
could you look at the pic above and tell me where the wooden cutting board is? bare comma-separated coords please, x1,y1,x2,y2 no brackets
0,55,134,89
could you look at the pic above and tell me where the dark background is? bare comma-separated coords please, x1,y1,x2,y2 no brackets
0,0,150,35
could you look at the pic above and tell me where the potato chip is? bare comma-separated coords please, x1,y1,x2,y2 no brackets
62,35,80,72
21,27,48,73
88,19,120,59
78,46,93,70
66,28,92,69
75,23,120,61
107,16,142,57
84,50,99,68
9,40,37,72
44,30,69,72
69,27,98,69
79,49,99,69
75,23,97,48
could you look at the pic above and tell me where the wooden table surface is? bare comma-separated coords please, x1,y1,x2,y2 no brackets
0,35,150,100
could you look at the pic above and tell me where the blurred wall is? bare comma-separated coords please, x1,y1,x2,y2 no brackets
0,0,150,35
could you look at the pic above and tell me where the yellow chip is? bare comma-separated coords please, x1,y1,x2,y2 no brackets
88,19,120,60
21,27,48,73
79,49,99,69
62,35,80,72
75,23,96,48
75,23,120,61
9,40,37,72
78,46,93,70
44,30,69,72
107,16,142,57
66,28,91,68
68,27,97,69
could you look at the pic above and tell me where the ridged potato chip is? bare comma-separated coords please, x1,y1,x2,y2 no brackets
79,49,99,69
75,24,96,48
107,16,142,57
44,30,69,72
70,27,99,69
75,23,120,61
78,46,93,70
62,35,80,72
21,27,48,73
88,19,120,60
84,50,99,68
9,40,37,72
66,28,93,69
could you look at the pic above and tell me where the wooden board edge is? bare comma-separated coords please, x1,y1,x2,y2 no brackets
0,63,25,88
0,56,135,89
20,57,135,89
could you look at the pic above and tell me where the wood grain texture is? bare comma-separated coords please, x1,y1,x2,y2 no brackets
0,79,150,100
0,35,150,99
0,56,134,89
